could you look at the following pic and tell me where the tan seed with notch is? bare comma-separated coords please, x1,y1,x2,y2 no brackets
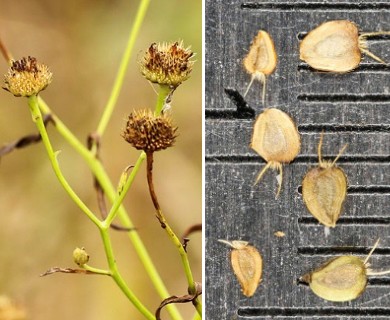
302,133,347,227
300,20,390,72
300,239,390,302
243,30,277,104
251,108,300,198
218,240,262,297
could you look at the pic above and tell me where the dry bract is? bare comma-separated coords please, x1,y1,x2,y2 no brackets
218,240,262,297
302,133,347,227
300,20,390,72
300,239,390,302
243,30,277,104
251,108,300,198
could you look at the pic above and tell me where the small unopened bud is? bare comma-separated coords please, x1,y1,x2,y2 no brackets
3,56,52,97
73,247,89,266
139,41,194,87
121,109,177,153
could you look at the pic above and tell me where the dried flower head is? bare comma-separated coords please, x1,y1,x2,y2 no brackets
243,30,277,104
302,132,348,227
139,41,194,87
300,239,390,302
251,108,301,198
300,20,390,72
73,247,89,266
218,240,263,297
0,295,26,320
3,56,52,97
122,109,177,153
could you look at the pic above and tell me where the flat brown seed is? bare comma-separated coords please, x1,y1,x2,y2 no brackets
301,239,390,302
243,30,277,104
301,256,367,302
251,108,300,197
302,133,347,227
300,20,390,72
218,240,263,297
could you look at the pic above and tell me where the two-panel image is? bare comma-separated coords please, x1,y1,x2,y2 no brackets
0,1,389,319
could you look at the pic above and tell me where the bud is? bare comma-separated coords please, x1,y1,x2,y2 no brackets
122,109,177,153
73,247,89,266
139,41,194,87
3,56,52,97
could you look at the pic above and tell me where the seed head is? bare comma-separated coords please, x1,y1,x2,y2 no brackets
3,56,52,97
139,41,194,87
122,109,177,153
0,295,26,320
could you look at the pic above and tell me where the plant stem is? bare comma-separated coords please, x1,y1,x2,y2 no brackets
94,0,151,144
37,97,183,320
154,84,172,116
28,95,102,228
83,264,111,276
29,95,155,319
103,151,146,227
146,152,201,316
0,36,13,64
99,228,155,320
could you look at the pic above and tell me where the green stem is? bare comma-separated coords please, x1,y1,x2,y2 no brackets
95,0,151,140
100,228,155,320
146,153,201,316
28,96,102,228
37,97,183,320
103,152,146,227
154,84,172,116
83,264,111,276
192,311,202,320
193,300,202,317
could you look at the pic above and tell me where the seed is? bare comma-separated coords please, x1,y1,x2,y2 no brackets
300,20,390,72
251,108,300,198
300,239,390,302
243,30,277,104
302,132,347,227
274,231,285,238
218,240,262,297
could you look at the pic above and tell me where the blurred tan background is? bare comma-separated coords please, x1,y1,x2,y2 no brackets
0,1,201,319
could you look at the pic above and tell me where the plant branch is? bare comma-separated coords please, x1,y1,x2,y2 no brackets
146,151,201,317
27,95,102,228
37,97,183,320
93,0,151,146
0,36,13,63
103,151,146,227
99,228,155,319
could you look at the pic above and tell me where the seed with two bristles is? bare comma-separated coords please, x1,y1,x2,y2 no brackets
302,133,348,227
300,20,390,72
243,30,277,105
250,108,301,198
218,240,263,297
300,239,390,302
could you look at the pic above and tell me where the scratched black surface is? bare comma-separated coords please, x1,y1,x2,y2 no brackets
205,1,390,319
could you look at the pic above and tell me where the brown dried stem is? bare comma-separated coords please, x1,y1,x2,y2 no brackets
155,282,202,320
0,114,53,158
0,36,13,64
145,151,200,306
